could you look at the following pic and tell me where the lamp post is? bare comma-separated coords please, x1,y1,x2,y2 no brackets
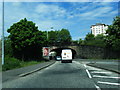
47,31,48,40
2,0,4,65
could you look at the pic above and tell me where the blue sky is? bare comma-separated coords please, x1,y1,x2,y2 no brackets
1,1,119,40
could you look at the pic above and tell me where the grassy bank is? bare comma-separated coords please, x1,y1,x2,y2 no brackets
2,56,45,71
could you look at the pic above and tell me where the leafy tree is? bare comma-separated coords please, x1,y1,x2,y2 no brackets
71,40,79,45
85,33,94,41
48,30,59,46
58,28,72,45
4,37,13,57
47,29,72,46
105,16,120,51
78,38,84,45
7,18,46,60
94,34,106,47
84,33,95,45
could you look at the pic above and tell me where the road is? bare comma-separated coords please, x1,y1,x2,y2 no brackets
3,60,120,89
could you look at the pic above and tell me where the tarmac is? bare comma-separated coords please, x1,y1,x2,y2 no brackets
87,61,120,74
2,59,120,83
2,60,55,82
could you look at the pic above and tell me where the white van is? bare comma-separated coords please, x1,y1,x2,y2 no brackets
61,49,72,63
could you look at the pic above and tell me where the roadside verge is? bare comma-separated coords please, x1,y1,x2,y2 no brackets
19,61,55,77
2,60,56,82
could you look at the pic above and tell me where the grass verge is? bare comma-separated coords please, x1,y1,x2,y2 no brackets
2,56,45,71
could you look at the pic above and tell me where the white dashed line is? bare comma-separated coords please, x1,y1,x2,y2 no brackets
86,69,92,78
93,75,120,79
97,81,120,85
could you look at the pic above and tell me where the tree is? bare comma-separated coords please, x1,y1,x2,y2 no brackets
58,28,72,45
84,33,95,45
48,30,59,46
78,38,84,45
7,18,46,60
105,16,120,51
4,37,13,57
94,34,106,47
71,40,79,45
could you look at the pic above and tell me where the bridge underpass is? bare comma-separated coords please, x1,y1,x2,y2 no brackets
50,48,77,60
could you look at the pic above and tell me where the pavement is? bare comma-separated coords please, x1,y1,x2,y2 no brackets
2,60,55,82
87,61,120,74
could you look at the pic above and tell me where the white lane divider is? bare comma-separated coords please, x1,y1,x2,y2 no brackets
97,81,120,86
93,75,120,79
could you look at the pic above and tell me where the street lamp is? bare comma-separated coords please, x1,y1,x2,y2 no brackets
2,0,4,65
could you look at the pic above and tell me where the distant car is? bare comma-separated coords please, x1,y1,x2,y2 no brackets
56,56,62,61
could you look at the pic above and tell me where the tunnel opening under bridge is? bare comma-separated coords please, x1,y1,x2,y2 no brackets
50,48,77,60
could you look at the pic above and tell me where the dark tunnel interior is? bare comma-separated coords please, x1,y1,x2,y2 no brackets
50,48,77,59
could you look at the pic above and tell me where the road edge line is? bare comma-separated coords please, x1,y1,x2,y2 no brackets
19,61,55,77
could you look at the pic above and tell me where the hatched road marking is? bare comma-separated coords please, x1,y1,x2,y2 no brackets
93,75,120,79
97,81,120,86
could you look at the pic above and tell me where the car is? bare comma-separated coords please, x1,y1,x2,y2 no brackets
56,56,62,61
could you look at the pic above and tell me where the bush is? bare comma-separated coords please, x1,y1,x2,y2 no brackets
2,56,21,71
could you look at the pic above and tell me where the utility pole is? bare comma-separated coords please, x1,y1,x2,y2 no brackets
2,0,4,65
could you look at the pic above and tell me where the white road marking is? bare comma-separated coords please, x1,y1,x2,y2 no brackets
86,69,92,78
84,64,92,79
97,81,120,85
85,65,102,71
91,71,112,74
94,84,101,90
84,64,86,68
73,61,81,65
93,75,120,79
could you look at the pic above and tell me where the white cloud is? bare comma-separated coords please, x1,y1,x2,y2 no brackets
90,0,119,2
3,2,118,40
35,4,66,19
76,6,116,19
12,2,21,6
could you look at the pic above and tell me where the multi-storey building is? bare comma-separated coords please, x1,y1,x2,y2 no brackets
91,23,109,36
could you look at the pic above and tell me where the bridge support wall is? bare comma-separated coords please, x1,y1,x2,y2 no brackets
49,45,120,59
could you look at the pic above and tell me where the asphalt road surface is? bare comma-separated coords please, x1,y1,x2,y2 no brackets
3,60,120,89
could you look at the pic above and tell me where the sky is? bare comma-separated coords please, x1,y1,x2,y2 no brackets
0,0,119,40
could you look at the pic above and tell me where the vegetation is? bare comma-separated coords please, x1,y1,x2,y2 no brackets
47,28,72,46
2,56,44,71
3,18,72,71
7,18,46,61
74,16,120,50
84,33,106,47
105,16,120,51
3,16,120,71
